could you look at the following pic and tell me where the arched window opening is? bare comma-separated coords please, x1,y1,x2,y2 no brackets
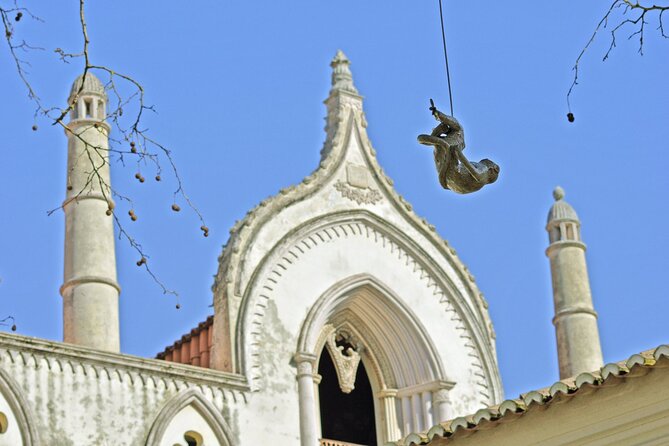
318,344,377,445
0,411,7,433
566,224,574,240
84,99,93,118
550,226,560,243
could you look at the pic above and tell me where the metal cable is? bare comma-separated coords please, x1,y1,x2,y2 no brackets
438,0,454,116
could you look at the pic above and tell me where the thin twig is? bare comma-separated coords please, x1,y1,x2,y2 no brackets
567,0,669,112
1,0,209,301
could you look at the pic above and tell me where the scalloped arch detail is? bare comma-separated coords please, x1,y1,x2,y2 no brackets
239,212,500,405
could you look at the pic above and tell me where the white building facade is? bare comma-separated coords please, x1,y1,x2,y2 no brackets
0,51,502,446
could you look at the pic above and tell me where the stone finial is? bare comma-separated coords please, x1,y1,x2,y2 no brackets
553,186,565,201
547,186,578,224
330,50,358,94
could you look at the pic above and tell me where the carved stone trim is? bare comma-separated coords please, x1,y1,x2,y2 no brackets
212,63,498,379
0,332,249,392
334,180,382,205
324,332,362,394
245,218,497,405
145,389,232,446
0,368,40,445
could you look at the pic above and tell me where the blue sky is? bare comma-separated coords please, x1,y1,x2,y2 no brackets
1,1,667,400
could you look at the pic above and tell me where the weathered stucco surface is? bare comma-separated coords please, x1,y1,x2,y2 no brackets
0,333,244,445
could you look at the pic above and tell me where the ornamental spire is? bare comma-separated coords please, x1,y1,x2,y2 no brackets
330,50,358,94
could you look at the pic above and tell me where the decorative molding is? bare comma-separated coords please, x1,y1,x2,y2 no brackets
327,314,389,390
244,218,496,405
0,332,249,393
324,331,361,394
334,180,382,205
396,380,455,398
552,306,599,324
60,274,121,295
294,352,318,379
0,368,41,445
145,388,232,446
211,56,500,400
212,98,495,353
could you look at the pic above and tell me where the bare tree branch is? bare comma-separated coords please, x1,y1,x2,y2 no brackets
567,0,669,114
1,0,210,303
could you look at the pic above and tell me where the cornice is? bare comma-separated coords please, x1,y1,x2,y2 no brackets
0,332,249,392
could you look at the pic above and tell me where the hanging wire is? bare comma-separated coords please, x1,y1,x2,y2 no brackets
438,0,454,116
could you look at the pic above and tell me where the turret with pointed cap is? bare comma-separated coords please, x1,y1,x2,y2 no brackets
545,186,603,379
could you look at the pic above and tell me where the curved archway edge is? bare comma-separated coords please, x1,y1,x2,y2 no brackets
235,210,502,403
145,388,232,446
0,367,40,446
297,273,449,387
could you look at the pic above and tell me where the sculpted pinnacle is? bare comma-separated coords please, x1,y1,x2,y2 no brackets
330,49,358,94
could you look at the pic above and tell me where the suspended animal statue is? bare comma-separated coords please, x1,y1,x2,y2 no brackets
418,100,499,194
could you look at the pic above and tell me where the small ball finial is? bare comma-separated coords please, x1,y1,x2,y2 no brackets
553,186,565,201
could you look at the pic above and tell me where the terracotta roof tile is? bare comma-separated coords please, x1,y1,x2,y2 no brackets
156,315,214,369
401,344,669,445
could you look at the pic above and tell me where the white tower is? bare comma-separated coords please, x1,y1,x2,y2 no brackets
546,186,603,379
60,73,120,352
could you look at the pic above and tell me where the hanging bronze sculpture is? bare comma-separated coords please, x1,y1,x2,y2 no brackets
418,100,499,194
419,1,500,194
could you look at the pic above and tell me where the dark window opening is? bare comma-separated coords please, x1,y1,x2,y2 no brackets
318,345,377,445
84,99,93,118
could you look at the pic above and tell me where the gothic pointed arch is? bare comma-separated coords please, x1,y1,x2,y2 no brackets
145,389,231,446
300,274,450,390
0,368,40,446
209,51,502,444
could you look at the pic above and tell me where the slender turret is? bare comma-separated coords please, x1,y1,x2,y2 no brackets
546,186,603,379
60,73,120,352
